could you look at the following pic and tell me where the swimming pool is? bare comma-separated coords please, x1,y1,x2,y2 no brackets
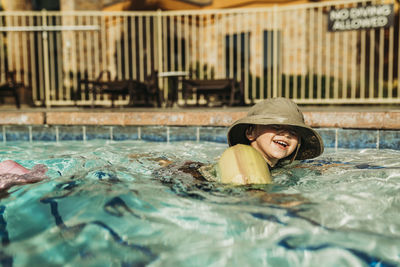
1,139,399,266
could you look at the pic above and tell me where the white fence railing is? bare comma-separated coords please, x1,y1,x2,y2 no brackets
0,0,398,107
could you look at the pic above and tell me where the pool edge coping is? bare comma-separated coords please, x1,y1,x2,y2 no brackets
1,110,400,129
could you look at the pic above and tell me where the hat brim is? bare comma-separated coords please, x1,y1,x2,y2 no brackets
227,118,324,160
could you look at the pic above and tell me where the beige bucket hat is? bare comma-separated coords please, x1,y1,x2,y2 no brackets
227,98,324,160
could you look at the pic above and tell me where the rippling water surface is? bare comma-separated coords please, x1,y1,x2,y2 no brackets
0,140,399,266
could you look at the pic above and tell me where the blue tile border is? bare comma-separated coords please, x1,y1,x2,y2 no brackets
337,129,378,149
112,126,140,141
86,126,112,140
316,128,336,148
199,127,228,143
32,125,57,141
379,130,400,150
58,126,84,141
4,126,30,142
1,125,400,150
141,126,167,142
168,126,198,142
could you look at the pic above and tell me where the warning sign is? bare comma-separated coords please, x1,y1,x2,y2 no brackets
328,4,394,32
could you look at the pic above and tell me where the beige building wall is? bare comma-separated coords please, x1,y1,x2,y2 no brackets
71,0,103,10
1,0,32,10
185,6,359,92
60,0,75,11
1,0,118,11
127,0,326,11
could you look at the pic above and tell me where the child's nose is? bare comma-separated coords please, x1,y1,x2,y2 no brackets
280,130,296,138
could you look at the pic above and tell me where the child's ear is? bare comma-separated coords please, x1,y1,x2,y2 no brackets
245,126,256,141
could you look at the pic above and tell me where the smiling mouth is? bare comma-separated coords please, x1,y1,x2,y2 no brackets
273,140,288,148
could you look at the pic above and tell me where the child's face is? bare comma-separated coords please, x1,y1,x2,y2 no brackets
247,125,299,167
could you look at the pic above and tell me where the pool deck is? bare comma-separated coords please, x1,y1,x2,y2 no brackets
1,105,400,129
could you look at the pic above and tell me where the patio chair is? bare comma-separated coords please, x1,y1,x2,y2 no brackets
78,70,161,108
0,71,23,109
181,78,244,106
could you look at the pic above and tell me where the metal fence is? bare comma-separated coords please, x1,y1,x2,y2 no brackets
0,0,398,107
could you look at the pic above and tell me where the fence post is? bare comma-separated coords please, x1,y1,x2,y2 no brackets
42,9,51,108
272,5,278,98
156,9,164,106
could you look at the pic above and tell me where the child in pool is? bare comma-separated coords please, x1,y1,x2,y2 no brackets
196,97,324,183
230,97,323,165
153,98,324,186
150,98,324,206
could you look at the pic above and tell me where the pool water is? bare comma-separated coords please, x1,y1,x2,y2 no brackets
0,140,399,266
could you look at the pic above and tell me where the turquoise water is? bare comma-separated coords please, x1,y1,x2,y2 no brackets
0,140,399,266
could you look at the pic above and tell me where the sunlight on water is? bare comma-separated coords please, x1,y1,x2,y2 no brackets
0,140,399,266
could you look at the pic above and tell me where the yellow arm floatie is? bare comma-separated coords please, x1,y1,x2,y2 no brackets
217,144,272,185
